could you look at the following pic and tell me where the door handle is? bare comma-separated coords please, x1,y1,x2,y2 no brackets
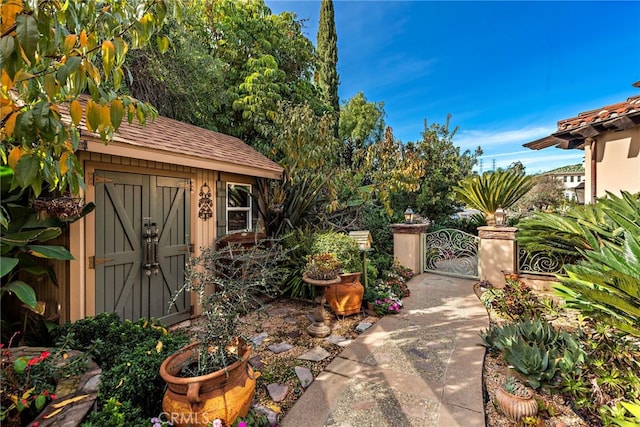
143,219,153,277
151,223,160,276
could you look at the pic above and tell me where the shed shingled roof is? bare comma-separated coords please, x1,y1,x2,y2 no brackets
67,96,283,179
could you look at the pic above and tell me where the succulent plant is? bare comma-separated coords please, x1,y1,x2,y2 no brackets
502,376,533,398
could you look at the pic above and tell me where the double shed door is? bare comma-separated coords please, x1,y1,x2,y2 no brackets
94,170,191,325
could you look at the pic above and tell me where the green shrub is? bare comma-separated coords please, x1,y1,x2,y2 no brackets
560,321,640,423
481,318,585,389
53,313,189,423
480,279,547,320
311,231,362,273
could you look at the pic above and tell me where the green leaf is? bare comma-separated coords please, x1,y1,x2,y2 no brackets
14,356,28,374
15,14,38,64
1,229,47,246
35,394,46,411
2,281,37,308
0,257,19,278
14,154,40,191
26,245,74,260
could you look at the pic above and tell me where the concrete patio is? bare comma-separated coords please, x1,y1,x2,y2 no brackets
281,272,489,427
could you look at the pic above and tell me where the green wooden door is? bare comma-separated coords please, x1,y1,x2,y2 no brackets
94,171,191,325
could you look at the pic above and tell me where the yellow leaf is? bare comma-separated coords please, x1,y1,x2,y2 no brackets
116,378,124,388
70,100,82,126
86,100,99,132
63,353,69,359
1,0,22,35
59,152,69,175
8,146,21,168
1,69,13,91
51,394,88,409
44,73,57,99
79,30,88,48
268,404,281,414
101,40,115,77
63,34,78,54
156,340,163,353
43,407,63,419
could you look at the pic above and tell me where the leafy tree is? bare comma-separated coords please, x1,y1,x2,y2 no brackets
517,174,566,211
554,191,640,336
453,169,533,225
200,0,321,146
315,0,339,122
338,92,385,167
399,118,482,224
1,0,180,200
125,1,226,130
255,102,339,237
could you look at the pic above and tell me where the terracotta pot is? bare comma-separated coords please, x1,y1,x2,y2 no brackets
159,341,256,427
324,272,364,316
495,385,537,421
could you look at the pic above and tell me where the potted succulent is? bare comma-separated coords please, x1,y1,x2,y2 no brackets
160,239,287,427
310,232,364,316
495,376,538,421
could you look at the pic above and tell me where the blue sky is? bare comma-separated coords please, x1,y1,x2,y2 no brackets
265,0,640,174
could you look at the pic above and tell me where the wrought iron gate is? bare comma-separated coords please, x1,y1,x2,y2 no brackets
422,229,479,279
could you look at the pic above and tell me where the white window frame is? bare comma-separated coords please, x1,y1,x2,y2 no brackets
226,183,252,233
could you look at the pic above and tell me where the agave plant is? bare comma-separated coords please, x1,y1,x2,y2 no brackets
453,170,533,225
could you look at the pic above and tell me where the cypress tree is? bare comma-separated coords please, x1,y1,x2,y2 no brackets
316,0,340,130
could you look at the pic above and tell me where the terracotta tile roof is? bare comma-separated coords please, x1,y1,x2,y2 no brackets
66,96,283,179
557,95,640,131
524,94,640,150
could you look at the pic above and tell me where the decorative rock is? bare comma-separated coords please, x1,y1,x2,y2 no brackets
250,332,269,346
298,346,330,362
287,330,302,339
408,347,428,359
295,366,314,388
252,404,280,426
283,316,298,324
266,383,289,402
249,355,264,369
355,322,373,333
326,335,352,347
361,316,379,324
267,342,293,354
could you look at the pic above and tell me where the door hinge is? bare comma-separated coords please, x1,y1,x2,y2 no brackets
88,173,113,186
88,256,113,269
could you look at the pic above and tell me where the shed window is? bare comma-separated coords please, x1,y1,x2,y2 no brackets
227,183,252,232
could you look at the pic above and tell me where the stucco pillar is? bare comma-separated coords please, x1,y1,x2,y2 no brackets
391,223,429,274
478,226,518,288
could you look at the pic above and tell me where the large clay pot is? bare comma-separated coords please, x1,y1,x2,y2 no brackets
324,272,364,316
159,341,256,427
495,385,538,421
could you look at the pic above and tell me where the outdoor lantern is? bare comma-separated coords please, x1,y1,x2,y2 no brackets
494,207,506,226
404,206,415,224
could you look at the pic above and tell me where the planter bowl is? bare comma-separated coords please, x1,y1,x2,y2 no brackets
159,341,256,427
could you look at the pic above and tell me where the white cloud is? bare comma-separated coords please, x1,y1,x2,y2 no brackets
455,126,556,150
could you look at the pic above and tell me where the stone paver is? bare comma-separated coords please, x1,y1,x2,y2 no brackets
281,273,488,427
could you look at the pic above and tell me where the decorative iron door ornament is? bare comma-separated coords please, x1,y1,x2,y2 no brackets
198,182,213,220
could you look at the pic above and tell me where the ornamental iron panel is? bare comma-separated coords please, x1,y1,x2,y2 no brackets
422,229,479,279
517,247,570,276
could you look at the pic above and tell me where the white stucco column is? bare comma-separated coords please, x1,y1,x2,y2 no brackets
391,223,429,274
478,226,518,288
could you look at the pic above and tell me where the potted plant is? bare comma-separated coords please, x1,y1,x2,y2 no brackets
495,376,538,421
160,239,288,427
302,253,342,337
310,232,364,316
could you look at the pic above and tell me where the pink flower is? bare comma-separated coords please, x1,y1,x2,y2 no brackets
212,419,223,427
238,422,247,427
